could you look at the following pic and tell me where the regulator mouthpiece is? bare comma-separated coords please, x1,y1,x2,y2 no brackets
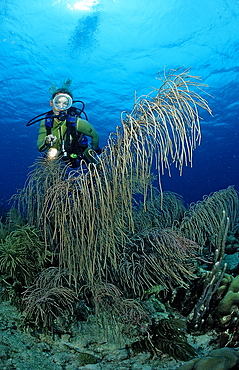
53,93,72,111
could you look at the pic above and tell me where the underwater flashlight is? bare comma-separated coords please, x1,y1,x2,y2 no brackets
47,147,59,160
52,93,73,111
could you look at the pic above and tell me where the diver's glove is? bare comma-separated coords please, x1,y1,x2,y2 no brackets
94,147,102,155
45,134,57,146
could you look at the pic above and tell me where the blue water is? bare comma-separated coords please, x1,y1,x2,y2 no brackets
0,0,238,211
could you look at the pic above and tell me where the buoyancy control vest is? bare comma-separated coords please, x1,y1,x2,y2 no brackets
44,107,89,159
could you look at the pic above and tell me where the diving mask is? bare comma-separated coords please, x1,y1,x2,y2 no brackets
52,93,73,111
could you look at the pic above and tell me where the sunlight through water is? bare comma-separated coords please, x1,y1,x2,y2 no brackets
68,0,99,11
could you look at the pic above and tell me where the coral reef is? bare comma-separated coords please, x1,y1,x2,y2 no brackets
186,210,229,331
1,69,239,369
130,318,197,361
21,267,77,332
177,347,239,370
179,186,238,249
217,275,239,316
0,223,46,307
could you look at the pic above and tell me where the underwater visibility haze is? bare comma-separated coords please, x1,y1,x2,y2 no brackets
0,0,238,209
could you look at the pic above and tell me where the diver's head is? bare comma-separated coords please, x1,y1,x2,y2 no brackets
50,89,73,116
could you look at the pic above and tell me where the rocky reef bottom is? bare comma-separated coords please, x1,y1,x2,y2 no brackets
1,301,239,370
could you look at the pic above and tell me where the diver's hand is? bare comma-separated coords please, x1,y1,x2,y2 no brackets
45,134,57,145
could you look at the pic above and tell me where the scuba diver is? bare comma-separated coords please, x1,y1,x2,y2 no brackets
27,85,101,168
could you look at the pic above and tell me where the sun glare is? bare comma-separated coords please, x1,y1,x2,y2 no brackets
68,0,99,10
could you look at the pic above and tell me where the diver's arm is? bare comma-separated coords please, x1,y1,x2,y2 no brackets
37,120,49,152
76,118,99,150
